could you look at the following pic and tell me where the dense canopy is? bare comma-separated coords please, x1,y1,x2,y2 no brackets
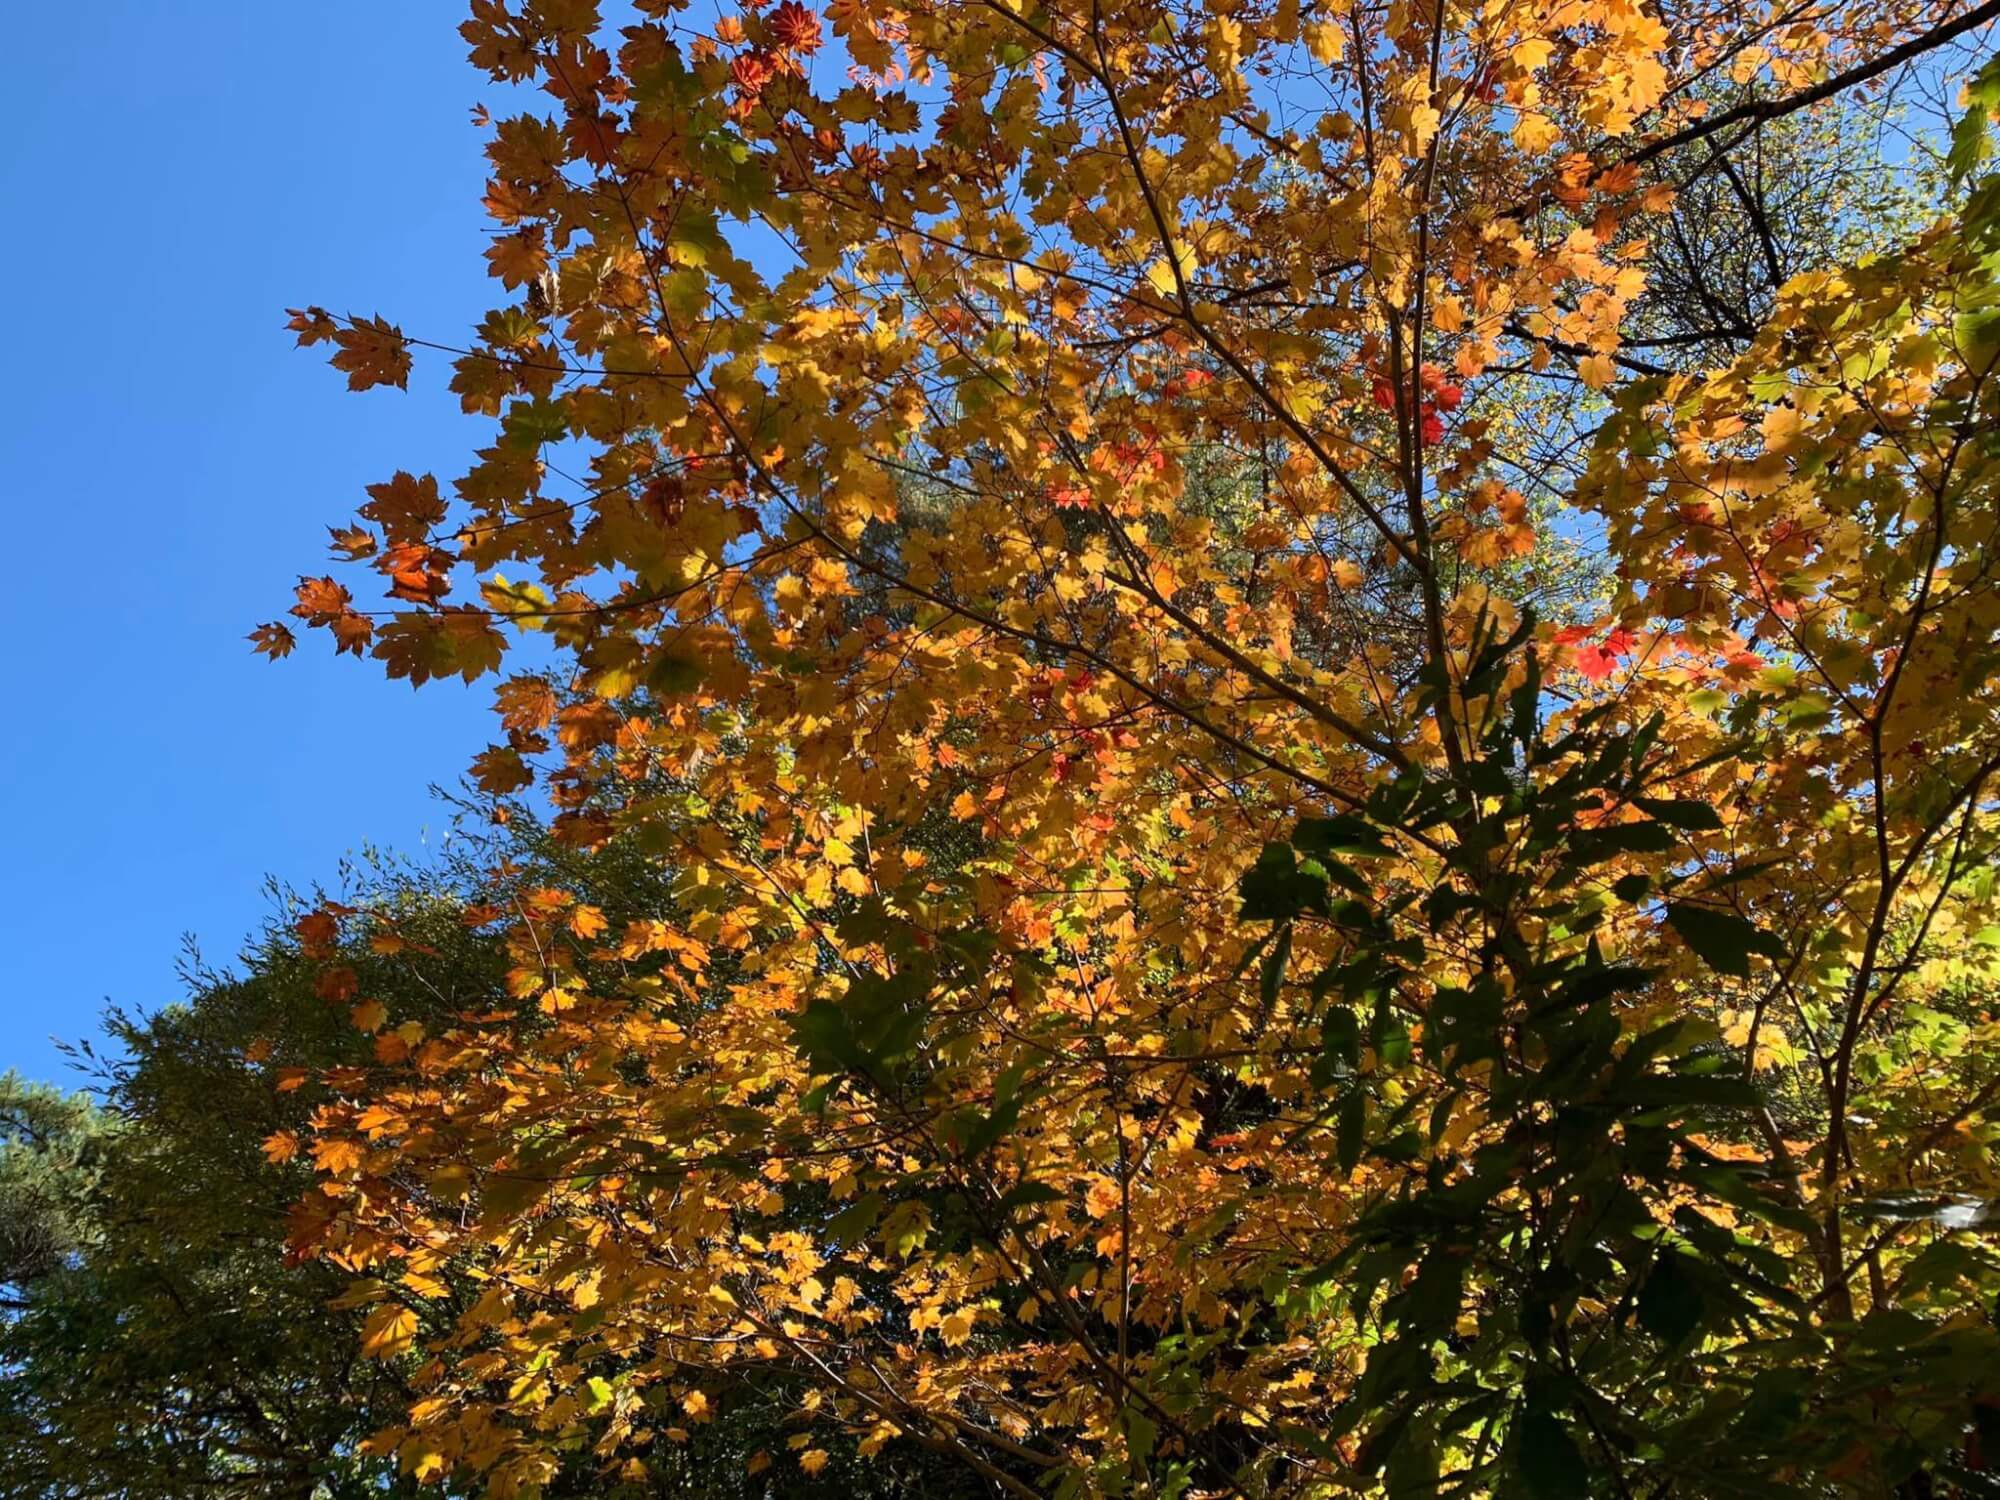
12,0,2000,1496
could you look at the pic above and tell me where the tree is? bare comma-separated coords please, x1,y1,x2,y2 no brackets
1,834,998,1498
0,1074,108,1301
0,876,491,1499
268,1,2000,1494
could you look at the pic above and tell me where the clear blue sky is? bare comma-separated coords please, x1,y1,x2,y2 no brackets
0,4,510,1082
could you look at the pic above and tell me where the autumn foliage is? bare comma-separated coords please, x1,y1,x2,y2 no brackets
259,0,2000,1494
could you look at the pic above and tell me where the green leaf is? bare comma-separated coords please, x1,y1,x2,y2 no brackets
1951,108,1992,190
1516,1408,1591,1498
647,649,704,696
1573,821,1678,861
1294,814,1392,858
825,1191,886,1247
1376,1020,1412,1069
1239,844,1326,921
790,998,863,1075
1781,691,1833,731
1949,53,2000,187
1637,1249,1705,1346
1124,1407,1158,1466
1261,924,1292,1010
995,1180,1064,1220
501,396,570,451
1665,904,1786,979
959,1090,1024,1160
1321,1008,1361,1075
1634,797,1723,831
479,1167,550,1226
1545,963,1658,1013
1956,305,2000,368
666,209,728,266
1336,1091,1366,1173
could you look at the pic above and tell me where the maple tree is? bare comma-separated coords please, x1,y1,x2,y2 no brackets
263,0,2000,1493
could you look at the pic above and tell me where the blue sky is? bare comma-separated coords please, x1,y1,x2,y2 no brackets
0,4,511,1082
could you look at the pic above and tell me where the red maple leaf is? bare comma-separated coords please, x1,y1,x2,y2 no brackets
1050,481,1093,510
769,1,824,51
1575,645,1620,681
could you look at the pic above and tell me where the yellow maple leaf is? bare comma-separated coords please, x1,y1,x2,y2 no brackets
940,1307,977,1346
1085,1176,1121,1219
359,1302,419,1360
312,1136,366,1176
1512,37,1554,70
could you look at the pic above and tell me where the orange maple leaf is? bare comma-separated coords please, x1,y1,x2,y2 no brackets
248,622,296,660
329,314,413,391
